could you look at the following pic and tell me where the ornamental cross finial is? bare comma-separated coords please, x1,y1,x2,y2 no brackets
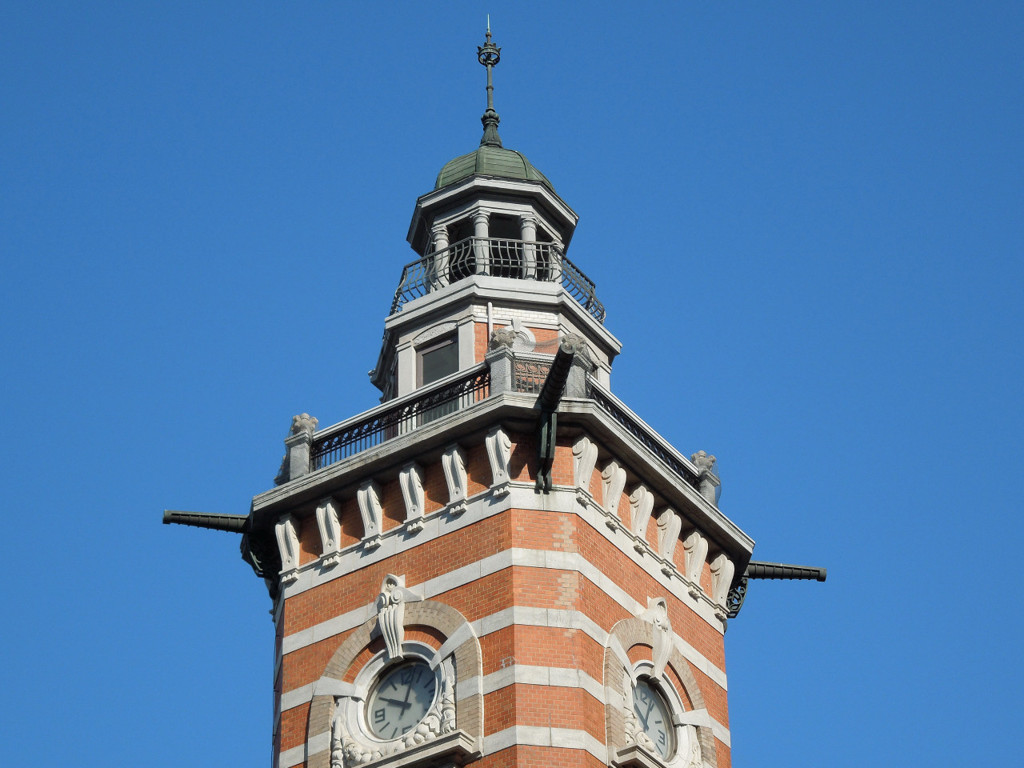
477,21,502,148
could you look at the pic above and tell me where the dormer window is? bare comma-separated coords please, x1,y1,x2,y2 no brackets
418,335,458,387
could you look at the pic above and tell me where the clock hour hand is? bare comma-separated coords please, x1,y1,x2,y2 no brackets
380,696,412,710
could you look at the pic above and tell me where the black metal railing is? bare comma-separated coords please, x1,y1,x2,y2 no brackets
587,381,700,489
310,367,491,471
390,236,606,323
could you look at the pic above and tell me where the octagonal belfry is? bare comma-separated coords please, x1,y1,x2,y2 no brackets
166,27,824,768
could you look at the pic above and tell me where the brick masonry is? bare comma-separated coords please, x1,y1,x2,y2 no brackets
272,429,732,768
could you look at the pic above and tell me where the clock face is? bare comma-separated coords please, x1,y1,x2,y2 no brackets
633,678,674,760
366,660,437,741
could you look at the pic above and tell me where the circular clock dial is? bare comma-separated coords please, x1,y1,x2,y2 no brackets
366,660,437,740
633,678,674,759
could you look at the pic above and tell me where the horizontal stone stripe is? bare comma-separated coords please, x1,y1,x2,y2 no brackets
279,483,726,631
279,730,327,768
281,552,728,690
484,726,608,764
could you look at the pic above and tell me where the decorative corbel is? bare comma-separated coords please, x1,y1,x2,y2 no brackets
375,574,424,662
628,485,654,554
399,463,425,532
683,531,709,599
710,553,736,620
274,514,300,584
601,460,627,530
315,497,342,567
356,480,383,549
441,444,468,514
656,508,682,576
485,427,512,497
572,435,598,507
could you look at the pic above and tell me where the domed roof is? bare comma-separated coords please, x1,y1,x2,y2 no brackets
434,144,555,192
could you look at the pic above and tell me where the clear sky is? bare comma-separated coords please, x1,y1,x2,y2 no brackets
2,2,1022,766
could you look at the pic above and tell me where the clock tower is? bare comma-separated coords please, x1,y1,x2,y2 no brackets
166,27,823,768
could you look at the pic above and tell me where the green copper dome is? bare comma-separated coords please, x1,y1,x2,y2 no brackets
434,145,555,192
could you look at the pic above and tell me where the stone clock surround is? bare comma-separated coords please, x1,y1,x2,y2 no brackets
604,610,718,768
303,599,483,768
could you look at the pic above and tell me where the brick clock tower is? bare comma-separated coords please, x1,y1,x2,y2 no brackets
166,28,823,768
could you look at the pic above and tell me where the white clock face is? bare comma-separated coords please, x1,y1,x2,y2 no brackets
633,678,674,759
366,661,437,740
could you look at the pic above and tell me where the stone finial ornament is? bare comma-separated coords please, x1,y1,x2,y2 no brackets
489,326,517,350
375,574,423,661
690,450,716,474
290,413,319,437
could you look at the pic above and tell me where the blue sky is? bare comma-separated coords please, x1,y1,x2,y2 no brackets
2,2,1022,766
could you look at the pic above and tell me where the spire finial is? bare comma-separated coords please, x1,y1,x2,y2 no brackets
477,20,502,148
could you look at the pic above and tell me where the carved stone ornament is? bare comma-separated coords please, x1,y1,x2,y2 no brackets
488,326,517,350
656,509,682,575
316,497,343,567
682,531,708,598
357,481,384,549
690,450,716,475
559,332,591,360
441,444,468,514
331,655,457,768
572,435,599,506
274,515,300,583
485,426,512,496
640,597,673,679
601,460,627,529
375,575,423,661
710,553,736,619
291,412,319,437
628,485,655,553
399,463,425,532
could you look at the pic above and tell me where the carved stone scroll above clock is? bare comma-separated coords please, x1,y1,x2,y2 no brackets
375,574,424,662
683,531,709,599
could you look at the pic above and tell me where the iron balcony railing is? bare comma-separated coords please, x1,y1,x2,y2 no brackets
586,379,703,489
310,365,491,471
390,236,606,324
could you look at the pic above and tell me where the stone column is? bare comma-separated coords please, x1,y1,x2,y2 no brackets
430,223,450,287
472,211,490,275
519,213,537,279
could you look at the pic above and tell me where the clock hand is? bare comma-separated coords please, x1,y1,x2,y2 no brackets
381,696,412,710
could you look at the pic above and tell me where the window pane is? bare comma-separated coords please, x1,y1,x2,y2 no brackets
420,340,458,385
